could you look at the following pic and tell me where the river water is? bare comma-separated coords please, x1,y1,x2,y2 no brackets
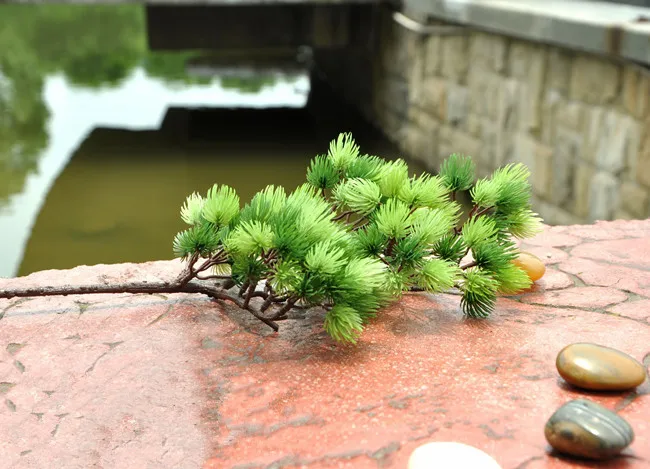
0,5,414,278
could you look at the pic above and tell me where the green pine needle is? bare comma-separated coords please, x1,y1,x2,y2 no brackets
307,155,340,190
391,235,428,270
333,178,382,216
345,154,384,181
202,184,240,227
460,268,498,318
462,215,498,248
271,260,303,294
432,234,467,263
231,255,267,284
180,192,204,225
350,224,388,257
381,269,410,298
470,178,499,209
339,257,387,296
324,305,364,343
494,263,532,294
415,258,460,293
173,223,220,259
471,239,518,272
225,221,274,256
399,174,448,209
374,198,411,239
440,154,475,192
378,159,409,198
498,209,544,239
471,164,537,226
305,241,347,276
239,185,286,223
410,207,457,245
491,163,532,216
327,132,360,171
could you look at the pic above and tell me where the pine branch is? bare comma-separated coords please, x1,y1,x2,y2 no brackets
195,274,232,281
0,278,280,331
242,283,256,308
333,210,354,221
385,238,396,257
474,206,493,218
268,296,297,320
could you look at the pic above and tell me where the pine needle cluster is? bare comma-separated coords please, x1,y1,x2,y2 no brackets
173,133,543,343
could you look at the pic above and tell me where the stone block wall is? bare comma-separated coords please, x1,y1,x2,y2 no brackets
321,7,650,225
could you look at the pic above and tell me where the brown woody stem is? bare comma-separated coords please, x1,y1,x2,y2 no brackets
0,278,280,332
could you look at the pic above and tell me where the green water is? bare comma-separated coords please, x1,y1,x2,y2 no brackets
0,4,420,278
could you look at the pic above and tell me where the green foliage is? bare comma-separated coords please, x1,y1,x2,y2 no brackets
202,185,240,227
174,133,543,343
440,154,475,192
324,305,364,343
461,216,498,248
461,268,499,318
333,178,382,215
327,132,360,172
226,221,274,257
173,222,220,260
378,159,409,198
415,259,460,293
432,234,466,264
307,155,339,190
180,192,204,225
345,154,384,181
399,174,448,209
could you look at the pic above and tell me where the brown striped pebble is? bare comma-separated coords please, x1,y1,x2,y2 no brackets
556,343,647,391
545,399,634,460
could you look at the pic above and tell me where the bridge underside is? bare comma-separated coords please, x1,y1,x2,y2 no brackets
146,3,378,51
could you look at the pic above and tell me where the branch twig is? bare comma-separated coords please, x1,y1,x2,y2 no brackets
0,278,279,332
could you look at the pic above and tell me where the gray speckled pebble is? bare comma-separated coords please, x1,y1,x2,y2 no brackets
545,399,634,460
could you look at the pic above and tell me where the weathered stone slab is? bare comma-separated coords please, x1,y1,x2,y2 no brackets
1,221,649,467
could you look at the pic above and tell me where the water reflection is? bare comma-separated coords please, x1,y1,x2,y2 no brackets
1,68,314,278
0,4,407,278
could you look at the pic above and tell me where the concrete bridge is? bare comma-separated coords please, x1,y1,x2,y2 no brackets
10,0,650,224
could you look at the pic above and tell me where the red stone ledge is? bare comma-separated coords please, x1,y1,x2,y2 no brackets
1,219,649,469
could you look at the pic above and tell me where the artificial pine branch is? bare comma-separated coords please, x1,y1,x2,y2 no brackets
0,133,543,344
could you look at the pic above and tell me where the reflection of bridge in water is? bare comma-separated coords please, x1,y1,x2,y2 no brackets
10,73,407,276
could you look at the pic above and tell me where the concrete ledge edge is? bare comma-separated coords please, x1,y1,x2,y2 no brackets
403,0,650,66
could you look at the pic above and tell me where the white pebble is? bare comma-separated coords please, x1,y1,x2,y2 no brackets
408,442,502,469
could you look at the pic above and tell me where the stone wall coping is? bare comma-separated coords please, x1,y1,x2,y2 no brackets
403,0,650,66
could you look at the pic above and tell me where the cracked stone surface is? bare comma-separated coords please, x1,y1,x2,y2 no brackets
0,219,649,468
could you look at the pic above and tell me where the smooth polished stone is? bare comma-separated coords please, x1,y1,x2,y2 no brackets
512,251,546,282
556,343,647,391
408,442,502,469
545,399,634,460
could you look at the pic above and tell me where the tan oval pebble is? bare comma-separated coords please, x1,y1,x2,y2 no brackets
545,399,634,460
512,251,546,282
408,442,502,469
556,343,647,391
